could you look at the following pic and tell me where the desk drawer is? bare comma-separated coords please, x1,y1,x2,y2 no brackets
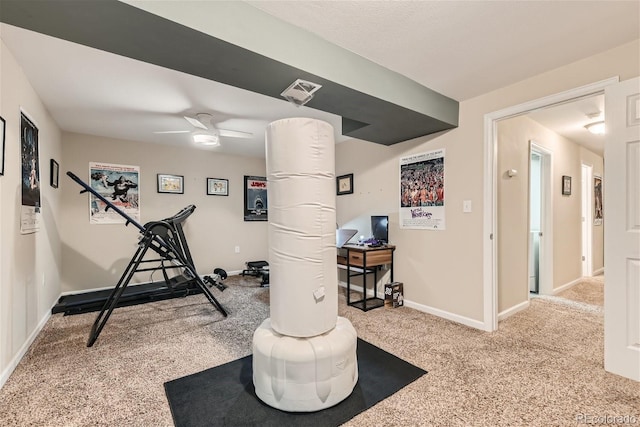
348,249,392,267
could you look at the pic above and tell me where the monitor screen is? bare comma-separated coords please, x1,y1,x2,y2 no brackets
371,215,388,243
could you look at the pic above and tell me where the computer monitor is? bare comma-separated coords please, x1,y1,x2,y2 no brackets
370,215,388,243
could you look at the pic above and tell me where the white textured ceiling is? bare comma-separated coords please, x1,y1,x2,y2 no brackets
2,1,638,157
249,1,640,101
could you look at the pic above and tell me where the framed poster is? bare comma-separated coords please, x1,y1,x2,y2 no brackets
157,173,184,194
207,178,228,196
399,148,445,230
90,162,140,224
20,111,41,233
244,175,267,221
594,175,603,225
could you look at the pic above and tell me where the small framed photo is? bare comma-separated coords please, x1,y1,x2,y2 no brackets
562,175,572,196
336,173,354,195
50,159,59,188
157,173,184,194
207,178,228,196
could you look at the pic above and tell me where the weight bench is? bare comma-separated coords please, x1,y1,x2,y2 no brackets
242,261,269,287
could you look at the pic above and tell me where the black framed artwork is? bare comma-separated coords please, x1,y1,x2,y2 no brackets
244,175,267,221
157,173,184,194
337,173,354,195
207,178,228,196
562,175,572,196
50,159,59,188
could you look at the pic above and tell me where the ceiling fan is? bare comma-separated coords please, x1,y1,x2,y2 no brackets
154,113,253,146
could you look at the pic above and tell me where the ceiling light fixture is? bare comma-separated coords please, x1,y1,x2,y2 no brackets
193,131,220,146
281,79,322,107
584,121,605,135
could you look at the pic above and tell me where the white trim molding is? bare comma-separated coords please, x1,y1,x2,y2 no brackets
553,277,583,295
0,302,54,390
498,300,530,321
404,299,488,331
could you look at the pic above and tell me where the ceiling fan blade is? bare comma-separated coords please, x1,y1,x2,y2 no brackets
153,130,191,134
184,115,208,130
218,128,253,138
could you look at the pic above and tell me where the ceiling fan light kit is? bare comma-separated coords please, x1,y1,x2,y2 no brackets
193,131,220,146
154,112,253,145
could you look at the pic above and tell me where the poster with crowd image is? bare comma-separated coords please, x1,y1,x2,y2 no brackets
89,162,140,224
20,112,41,234
399,148,445,230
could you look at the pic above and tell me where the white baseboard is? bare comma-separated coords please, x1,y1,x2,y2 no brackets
592,267,604,276
553,277,583,295
338,281,485,330
0,300,56,390
403,299,487,330
498,300,530,321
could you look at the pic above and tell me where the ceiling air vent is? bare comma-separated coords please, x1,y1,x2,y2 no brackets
280,79,322,107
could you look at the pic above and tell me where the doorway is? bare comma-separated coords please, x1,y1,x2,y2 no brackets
528,144,552,294
483,77,617,331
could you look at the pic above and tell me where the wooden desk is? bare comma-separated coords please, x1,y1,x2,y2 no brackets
337,244,395,311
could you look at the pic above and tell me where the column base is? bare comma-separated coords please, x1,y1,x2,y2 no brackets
252,316,358,412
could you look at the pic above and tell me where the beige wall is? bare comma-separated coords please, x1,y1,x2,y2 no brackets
336,39,639,325
496,115,604,313
61,133,268,292
0,40,62,383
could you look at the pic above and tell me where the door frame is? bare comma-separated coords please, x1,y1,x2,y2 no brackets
483,76,619,331
581,162,593,277
529,141,554,296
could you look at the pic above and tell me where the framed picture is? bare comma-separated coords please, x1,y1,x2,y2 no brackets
50,159,59,188
207,178,228,196
157,173,184,194
0,115,5,176
336,173,354,195
244,175,268,221
594,175,603,225
562,175,572,196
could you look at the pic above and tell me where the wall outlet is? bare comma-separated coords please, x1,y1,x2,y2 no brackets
235,246,240,253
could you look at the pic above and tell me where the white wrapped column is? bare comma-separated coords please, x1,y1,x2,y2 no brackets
253,118,358,412
266,118,338,337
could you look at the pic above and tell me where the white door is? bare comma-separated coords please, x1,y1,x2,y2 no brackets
604,77,640,381
581,163,593,277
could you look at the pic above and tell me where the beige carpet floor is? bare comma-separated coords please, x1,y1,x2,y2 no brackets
0,275,637,426
556,274,605,307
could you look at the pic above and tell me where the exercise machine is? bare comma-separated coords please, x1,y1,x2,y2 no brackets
66,171,228,347
241,261,270,287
